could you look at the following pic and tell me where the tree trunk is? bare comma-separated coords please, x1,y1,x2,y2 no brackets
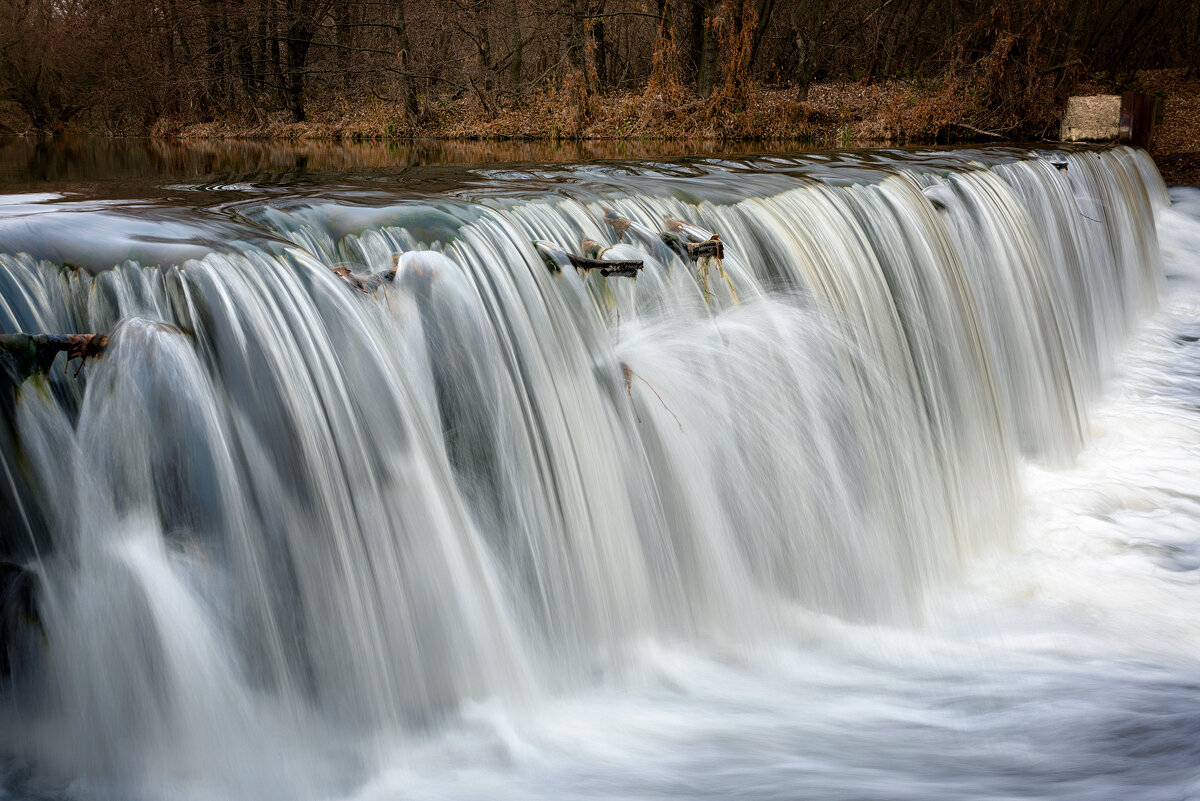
237,0,257,100
747,0,775,69
333,0,351,91
794,31,813,102
508,0,523,87
284,21,312,121
686,0,704,81
590,0,607,90
695,0,718,96
565,0,590,90
393,0,419,122
790,0,825,104
593,19,607,89
202,0,222,115
475,11,494,114
270,10,283,106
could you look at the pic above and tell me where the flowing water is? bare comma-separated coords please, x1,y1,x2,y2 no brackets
0,139,1196,800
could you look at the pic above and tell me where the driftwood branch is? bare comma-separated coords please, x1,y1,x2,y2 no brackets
663,218,725,259
537,240,644,278
684,238,724,260
332,253,453,294
950,122,1008,139
662,217,738,303
0,333,110,383
332,263,388,294
621,362,682,430
568,254,643,277
340,218,726,294
603,212,726,263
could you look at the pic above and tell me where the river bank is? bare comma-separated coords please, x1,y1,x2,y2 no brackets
162,69,1198,185
1120,69,1200,186
3,71,1195,184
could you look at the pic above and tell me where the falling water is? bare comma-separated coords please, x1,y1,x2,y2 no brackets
0,145,1192,800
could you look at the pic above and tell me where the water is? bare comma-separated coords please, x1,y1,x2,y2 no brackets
0,139,1195,800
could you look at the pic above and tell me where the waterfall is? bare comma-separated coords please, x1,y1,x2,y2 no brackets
0,146,1167,798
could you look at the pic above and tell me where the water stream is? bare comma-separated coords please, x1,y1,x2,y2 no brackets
0,141,1196,800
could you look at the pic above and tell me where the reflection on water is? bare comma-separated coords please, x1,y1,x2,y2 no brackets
0,136,816,194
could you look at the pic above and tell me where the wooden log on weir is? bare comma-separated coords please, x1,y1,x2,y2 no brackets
683,237,724,261
603,210,726,263
536,240,644,278
0,333,110,383
663,218,725,260
570,254,643,277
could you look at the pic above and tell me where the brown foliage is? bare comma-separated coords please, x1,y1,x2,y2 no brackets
0,0,1193,140
876,1,1074,142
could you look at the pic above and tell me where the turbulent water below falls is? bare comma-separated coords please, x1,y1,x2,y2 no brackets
0,145,1196,800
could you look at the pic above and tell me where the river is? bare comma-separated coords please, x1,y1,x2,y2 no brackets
0,137,1197,801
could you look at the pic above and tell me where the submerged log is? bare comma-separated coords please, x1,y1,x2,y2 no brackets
602,210,675,256
580,238,606,259
603,211,726,263
662,218,737,303
333,252,461,294
597,212,738,302
0,333,110,383
524,212,734,285
663,218,725,259
332,263,388,294
557,251,644,277
570,255,643,277
536,240,644,278
682,237,724,261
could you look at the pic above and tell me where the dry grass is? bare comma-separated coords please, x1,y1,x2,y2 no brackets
162,96,411,141
166,80,929,146
158,69,1200,186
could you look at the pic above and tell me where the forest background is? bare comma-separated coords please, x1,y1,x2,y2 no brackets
1,0,1197,173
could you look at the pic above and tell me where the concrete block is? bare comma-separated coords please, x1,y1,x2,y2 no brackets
1061,95,1123,142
